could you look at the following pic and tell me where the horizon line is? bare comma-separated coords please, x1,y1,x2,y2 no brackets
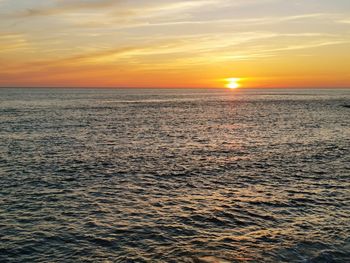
1,86,350,89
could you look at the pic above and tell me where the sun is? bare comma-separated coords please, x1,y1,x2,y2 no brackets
226,78,241,89
226,78,240,89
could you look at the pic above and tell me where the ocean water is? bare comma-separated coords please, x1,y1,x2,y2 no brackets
0,88,349,263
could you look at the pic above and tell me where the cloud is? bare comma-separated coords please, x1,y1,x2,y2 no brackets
0,33,29,52
337,19,350,24
1,0,350,87
3,29,347,76
10,0,220,19
15,0,120,17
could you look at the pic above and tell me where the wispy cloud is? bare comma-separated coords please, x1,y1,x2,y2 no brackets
0,0,350,87
337,19,350,24
0,33,29,52
14,0,120,17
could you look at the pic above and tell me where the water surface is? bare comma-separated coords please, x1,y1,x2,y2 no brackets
0,88,349,262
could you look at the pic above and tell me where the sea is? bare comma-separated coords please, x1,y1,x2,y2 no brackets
0,88,349,263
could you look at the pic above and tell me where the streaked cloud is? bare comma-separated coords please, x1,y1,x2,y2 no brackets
0,0,349,87
13,0,120,17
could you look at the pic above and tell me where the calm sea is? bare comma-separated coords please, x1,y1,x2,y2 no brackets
0,88,349,262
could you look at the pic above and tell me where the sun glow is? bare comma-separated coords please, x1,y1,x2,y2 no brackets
226,78,241,89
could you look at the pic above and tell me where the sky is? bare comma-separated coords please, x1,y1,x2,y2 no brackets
0,0,350,88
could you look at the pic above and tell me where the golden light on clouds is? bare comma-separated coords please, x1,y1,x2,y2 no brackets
0,0,349,88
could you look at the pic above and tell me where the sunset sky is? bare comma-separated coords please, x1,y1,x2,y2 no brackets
1,0,350,88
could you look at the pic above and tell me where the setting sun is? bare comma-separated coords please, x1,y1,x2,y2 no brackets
226,78,241,89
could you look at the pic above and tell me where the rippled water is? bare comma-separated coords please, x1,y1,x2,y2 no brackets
1,88,349,263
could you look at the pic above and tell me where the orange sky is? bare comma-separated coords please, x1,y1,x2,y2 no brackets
1,0,350,88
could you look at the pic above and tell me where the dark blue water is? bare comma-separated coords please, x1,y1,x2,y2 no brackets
0,88,349,262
